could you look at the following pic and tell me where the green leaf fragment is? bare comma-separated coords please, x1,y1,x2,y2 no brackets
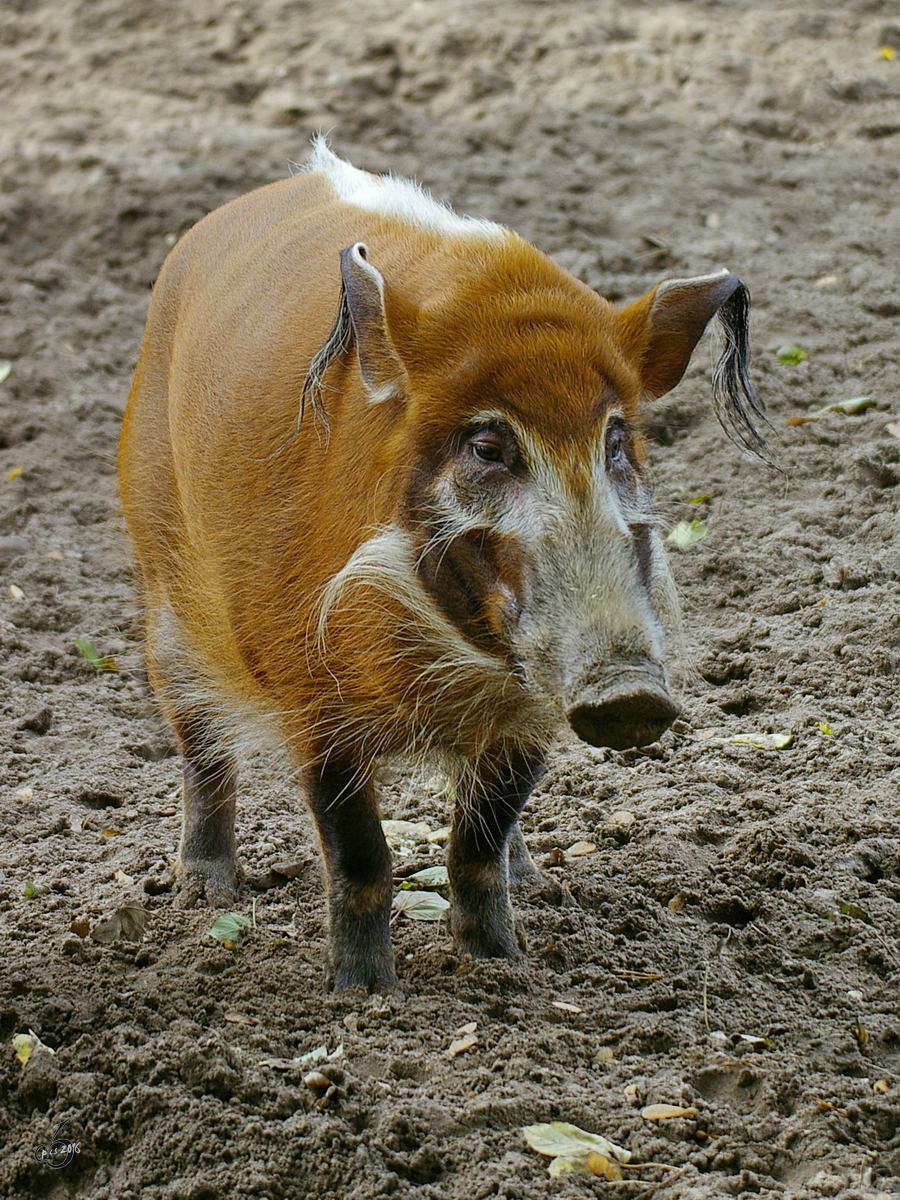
392,889,451,921
24,880,36,898
789,396,875,425
404,865,450,887
209,912,253,943
777,344,808,365
688,494,712,505
728,732,793,750
75,637,117,672
838,901,875,927
667,520,709,549
0,361,11,385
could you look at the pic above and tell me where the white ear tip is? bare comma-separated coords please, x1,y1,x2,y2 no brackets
351,242,369,263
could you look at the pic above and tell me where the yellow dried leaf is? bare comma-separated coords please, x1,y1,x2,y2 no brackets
595,1047,614,1062
881,45,896,59
874,1079,890,1094
454,1020,478,1036
5,466,22,481
552,1000,583,1014
566,840,596,857
641,1103,698,1121
667,893,686,913
587,1151,622,1180
447,1032,478,1058
9,585,24,600
101,828,121,838
224,1011,257,1025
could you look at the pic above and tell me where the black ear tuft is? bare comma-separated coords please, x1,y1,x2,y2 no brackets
712,281,776,467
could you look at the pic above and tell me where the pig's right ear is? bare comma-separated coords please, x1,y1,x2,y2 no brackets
340,243,410,404
618,268,769,459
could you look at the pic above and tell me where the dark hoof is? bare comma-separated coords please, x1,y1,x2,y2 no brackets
174,861,241,909
326,961,400,995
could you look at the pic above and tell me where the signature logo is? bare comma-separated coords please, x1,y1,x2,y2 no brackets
34,1118,80,1169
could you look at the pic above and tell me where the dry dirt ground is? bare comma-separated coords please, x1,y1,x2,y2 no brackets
1,1,899,1197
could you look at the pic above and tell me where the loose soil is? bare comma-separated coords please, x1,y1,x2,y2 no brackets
1,2,899,1198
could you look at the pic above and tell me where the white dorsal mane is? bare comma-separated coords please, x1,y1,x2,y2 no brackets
303,135,506,241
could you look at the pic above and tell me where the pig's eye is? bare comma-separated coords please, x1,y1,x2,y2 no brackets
470,436,505,464
605,419,631,477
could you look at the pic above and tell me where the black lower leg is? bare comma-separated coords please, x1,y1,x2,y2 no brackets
173,719,239,906
448,747,544,959
308,758,396,992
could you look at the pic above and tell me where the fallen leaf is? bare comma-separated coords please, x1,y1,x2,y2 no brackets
838,900,875,926
728,732,793,750
586,1151,623,1180
606,810,635,828
667,893,686,913
595,1046,614,1062
45,550,64,561
777,343,808,365
69,917,90,939
90,904,148,944
641,1103,698,1121
887,422,900,439
0,361,11,384
612,968,663,981
299,1042,343,1062
401,864,449,887
224,1010,257,1025
100,828,121,838
818,721,833,736
667,519,709,549
812,1095,848,1116
392,889,450,921
455,1021,478,1036
881,44,896,59
24,880,36,899
447,1032,478,1058
75,637,117,672
787,396,875,425
851,1020,868,1049
15,787,33,801
552,1000,583,1014
566,840,596,857
9,585,24,599
381,819,433,855
737,1033,771,1047
688,494,712,504
5,466,22,481
209,912,253,943
815,275,839,288
427,825,452,843
523,1121,632,1174
624,1083,640,1103
12,1030,55,1066
874,1079,891,1094
112,869,134,886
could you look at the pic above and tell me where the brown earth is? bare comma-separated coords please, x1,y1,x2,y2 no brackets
1,1,899,1197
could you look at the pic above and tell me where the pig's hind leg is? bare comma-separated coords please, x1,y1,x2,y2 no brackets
145,607,241,907
448,747,544,959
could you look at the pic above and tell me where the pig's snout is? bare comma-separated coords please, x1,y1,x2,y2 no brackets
567,675,679,750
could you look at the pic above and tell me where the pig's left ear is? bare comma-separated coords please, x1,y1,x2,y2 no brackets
618,268,769,458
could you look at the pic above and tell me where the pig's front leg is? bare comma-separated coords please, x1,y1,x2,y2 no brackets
307,759,397,992
448,748,544,959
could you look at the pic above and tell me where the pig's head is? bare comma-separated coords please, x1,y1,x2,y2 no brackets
326,241,767,752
